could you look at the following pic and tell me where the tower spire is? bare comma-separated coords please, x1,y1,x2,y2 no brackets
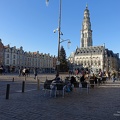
86,3,88,9
80,5,93,48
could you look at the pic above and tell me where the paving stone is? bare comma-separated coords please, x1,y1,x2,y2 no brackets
0,74,120,120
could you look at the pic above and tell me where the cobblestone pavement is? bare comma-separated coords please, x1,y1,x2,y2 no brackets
0,74,120,120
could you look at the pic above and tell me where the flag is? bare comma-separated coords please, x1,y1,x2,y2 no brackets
46,0,49,6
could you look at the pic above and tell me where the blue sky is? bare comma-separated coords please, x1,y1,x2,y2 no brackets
0,0,120,58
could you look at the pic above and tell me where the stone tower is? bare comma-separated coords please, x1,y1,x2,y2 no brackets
80,5,93,48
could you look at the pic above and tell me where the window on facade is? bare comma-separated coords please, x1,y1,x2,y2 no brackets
7,54,9,58
91,61,93,65
13,55,15,59
13,60,15,64
94,60,97,65
98,61,100,65
82,34,84,37
87,61,89,65
7,59,9,64
84,61,86,65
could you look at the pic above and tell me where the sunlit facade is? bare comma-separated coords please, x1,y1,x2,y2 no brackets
68,5,120,73
2,42,57,73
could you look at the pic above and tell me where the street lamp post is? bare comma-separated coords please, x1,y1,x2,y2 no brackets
57,0,62,75
46,0,71,75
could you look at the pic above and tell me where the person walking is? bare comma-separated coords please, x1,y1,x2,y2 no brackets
22,67,26,76
18,68,22,77
112,71,116,82
0,66,3,75
34,68,38,79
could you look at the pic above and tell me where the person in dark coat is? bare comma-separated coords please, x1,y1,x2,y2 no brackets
70,76,76,85
80,74,85,83
34,68,38,79
80,73,87,88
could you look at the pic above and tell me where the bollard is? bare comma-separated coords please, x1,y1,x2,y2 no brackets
12,77,14,82
22,81,25,93
37,79,40,90
6,84,10,99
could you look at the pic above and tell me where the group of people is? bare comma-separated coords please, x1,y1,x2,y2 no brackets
18,67,38,79
49,72,93,97
71,68,120,83
18,67,30,77
50,73,81,95
97,69,119,82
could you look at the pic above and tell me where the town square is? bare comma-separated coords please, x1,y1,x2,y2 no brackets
0,0,120,120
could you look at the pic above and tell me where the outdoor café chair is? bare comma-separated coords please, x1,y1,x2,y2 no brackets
51,83,66,98
43,79,53,96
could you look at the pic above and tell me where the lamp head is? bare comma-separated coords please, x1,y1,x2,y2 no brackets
53,28,58,33
53,30,56,33
67,40,71,49
46,0,49,6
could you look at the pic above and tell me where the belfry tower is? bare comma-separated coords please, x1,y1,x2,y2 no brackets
81,5,93,48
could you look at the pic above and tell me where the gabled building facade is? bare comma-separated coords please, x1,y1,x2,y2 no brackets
2,42,57,73
0,39,4,66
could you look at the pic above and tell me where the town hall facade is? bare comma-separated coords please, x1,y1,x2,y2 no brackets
68,5,120,73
